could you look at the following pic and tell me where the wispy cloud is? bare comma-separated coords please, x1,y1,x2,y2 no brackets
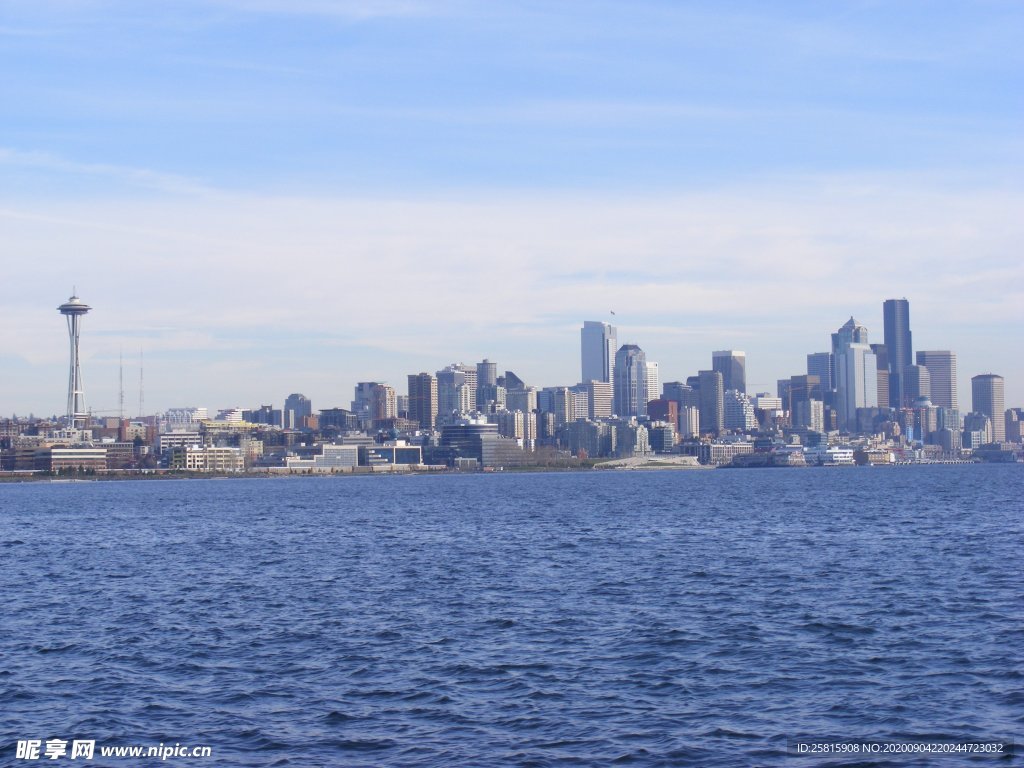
207,0,460,19
0,147,215,197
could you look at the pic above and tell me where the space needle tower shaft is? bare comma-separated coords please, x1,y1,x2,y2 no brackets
58,293,92,429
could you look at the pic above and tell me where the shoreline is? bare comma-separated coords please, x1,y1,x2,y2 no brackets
0,458,1008,484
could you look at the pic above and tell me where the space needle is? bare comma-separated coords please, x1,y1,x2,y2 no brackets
58,292,92,430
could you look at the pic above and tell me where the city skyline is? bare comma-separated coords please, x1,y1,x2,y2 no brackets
2,293,1019,420
2,2,1022,413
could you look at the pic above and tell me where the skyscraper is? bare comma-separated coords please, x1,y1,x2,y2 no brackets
833,317,877,431
581,321,617,386
613,344,647,418
807,352,834,393
697,369,724,436
971,374,1005,442
407,373,438,430
869,343,890,411
916,350,957,410
712,350,746,394
902,364,931,404
284,393,312,429
836,343,878,431
644,361,660,407
883,298,912,408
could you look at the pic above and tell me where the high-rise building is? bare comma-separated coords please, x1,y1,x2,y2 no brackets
351,383,395,422
884,298,912,408
581,321,617,386
916,351,957,410
901,364,931,404
662,381,699,408
723,389,756,431
971,374,1005,442
407,373,438,430
437,364,477,420
697,369,724,436
583,380,612,419
613,344,647,418
538,386,573,426
807,352,834,394
712,350,746,394
869,343,890,411
644,361,660,408
835,328,878,432
476,359,497,408
832,317,869,356
283,393,312,429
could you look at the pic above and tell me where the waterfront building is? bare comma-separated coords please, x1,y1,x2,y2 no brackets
713,350,747,394
609,420,650,458
647,422,676,453
559,419,615,459
613,344,647,418
971,374,1005,442
171,445,244,472
581,321,617,387
884,298,913,408
916,351,958,410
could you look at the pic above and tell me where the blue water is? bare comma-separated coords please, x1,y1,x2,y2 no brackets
1,466,1021,766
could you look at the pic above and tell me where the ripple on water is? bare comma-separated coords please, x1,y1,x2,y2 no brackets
1,466,1021,766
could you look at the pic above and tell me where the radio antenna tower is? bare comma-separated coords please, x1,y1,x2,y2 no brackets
119,350,125,421
58,291,92,429
138,348,145,418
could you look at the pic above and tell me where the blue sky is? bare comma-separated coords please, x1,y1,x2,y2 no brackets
2,0,1022,415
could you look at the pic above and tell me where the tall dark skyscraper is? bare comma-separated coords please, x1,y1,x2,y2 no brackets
697,369,724,436
883,298,912,408
407,372,438,430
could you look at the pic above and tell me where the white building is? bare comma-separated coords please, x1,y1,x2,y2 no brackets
581,320,617,386
836,342,878,432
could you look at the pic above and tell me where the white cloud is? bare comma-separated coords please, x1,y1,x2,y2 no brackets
3,172,1022,413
